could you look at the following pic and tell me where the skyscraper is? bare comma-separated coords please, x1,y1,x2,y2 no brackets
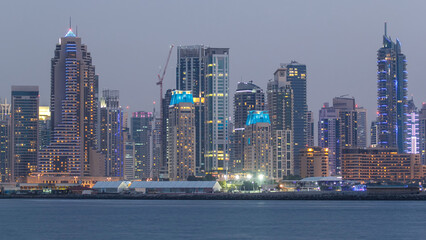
176,46,206,175
268,67,294,178
419,103,426,164
205,48,230,172
38,28,102,176
355,107,367,148
151,116,162,180
306,111,315,146
38,106,51,150
243,111,271,176
131,111,153,180
318,103,339,175
405,99,419,154
283,61,307,175
11,86,39,181
100,90,124,177
376,23,407,152
167,90,196,181
231,81,265,173
0,98,10,182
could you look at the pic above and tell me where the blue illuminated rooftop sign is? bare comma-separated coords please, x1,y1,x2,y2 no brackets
169,90,194,106
246,111,271,126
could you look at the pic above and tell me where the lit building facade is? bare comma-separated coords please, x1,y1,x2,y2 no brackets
11,86,39,181
318,103,339,175
232,81,265,173
306,111,315,147
243,111,271,176
167,91,196,181
356,107,367,148
405,99,419,154
0,98,10,182
300,147,329,178
38,106,51,150
268,67,294,178
283,61,307,176
131,111,152,180
419,103,426,164
376,24,408,153
38,28,101,176
176,46,206,174
100,90,124,177
371,121,379,147
341,148,423,182
205,48,230,172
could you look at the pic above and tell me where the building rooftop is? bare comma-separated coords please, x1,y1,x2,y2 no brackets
92,181,129,189
246,111,270,126
65,29,76,38
300,176,342,182
169,90,194,106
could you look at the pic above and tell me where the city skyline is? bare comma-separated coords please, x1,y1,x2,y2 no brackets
2,1,426,129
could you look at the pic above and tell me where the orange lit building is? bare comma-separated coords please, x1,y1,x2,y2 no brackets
20,172,121,188
341,148,424,182
300,147,329,178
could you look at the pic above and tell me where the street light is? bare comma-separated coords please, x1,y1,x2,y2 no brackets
258,174,264,181
247,174,252,180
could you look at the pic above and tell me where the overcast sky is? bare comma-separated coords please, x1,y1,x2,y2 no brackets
1,0,426,129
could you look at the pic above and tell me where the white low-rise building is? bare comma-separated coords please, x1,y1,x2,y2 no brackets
129,181,221,194
92,181,130,193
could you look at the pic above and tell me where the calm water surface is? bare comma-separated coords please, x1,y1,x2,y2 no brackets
0,199,425,240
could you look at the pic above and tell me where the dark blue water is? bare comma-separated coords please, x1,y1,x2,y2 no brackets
0,199,425,240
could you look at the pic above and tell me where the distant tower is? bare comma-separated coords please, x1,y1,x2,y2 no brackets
167,90,196,181
376,23,408,152
0,98,11,182
231,81,265,173
38,27,101,176
306,111,315,146
243,111,271,176
38,106,51,151
419,103,426,164
405,99,419,154
205,48,230,173
176,45,206,175
268,67,294,178
282,61,307,175
100,90,124,177
131,111,153,180
318,103,339,175
11,86,39,181
356,107,368,148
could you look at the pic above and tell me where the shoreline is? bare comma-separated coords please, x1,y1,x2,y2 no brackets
2,192,426,200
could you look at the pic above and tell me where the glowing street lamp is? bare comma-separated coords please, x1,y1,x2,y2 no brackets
247,174,252,180
258,174,264,181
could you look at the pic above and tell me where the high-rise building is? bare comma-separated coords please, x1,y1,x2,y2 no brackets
123,127,135,180
11,86,39,181
176,46,206,175
243,111,271,176
151,116,162,180
131,111,153,180
376,23,407,153
39,28,101,176
0,98,11,182
231,81,265,173
318,103,339,175
370,121,379,147
268,67,295,178
282,61,307,175
356,107,367,148
100,90,124,177
205,48,230,173
38,106,51,150
333,97,357,149
167,90,196,181
406,99,419,154
161,89,173,177
300,147,329,178
306,111,315,147
419,103,426,164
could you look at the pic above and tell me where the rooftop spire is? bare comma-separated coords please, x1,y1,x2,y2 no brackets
384,22,387,37
65,17,76,37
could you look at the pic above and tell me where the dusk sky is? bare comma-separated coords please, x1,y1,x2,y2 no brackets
1,0,426,126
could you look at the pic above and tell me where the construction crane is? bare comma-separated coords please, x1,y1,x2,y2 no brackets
156,44,174,113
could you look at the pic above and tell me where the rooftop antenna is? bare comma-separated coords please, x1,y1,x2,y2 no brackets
69,16,72,29
384,22,387,36
76,25,78,36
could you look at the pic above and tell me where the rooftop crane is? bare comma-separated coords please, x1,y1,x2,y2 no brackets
156,44,174,113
